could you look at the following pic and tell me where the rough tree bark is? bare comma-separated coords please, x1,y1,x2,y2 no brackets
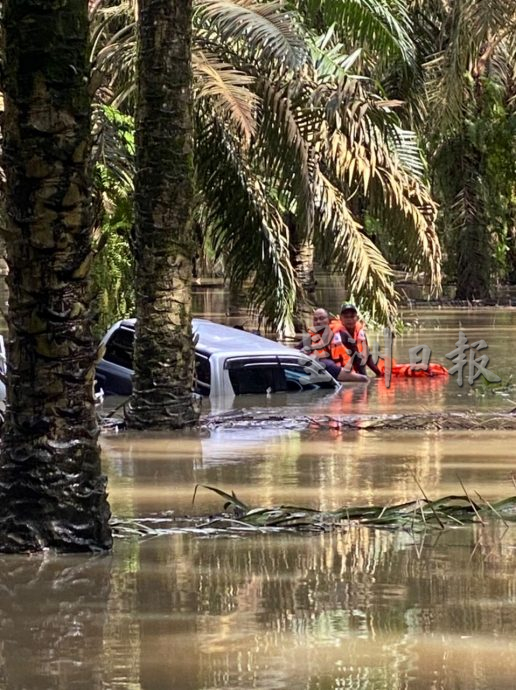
0,0,112,552
126,0,199,429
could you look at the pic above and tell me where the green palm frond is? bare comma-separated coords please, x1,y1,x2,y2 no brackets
389,125,426,178
89,0,441,329
369,172,441,290
424,1,473,130
310,73,440,291
255,79,315,236
195,0,308,69
310,29,363,80
424,0,516,130
315,172,398,322
298,0,416,65
196,117,297,331
92,105,135,192
468,0,516,44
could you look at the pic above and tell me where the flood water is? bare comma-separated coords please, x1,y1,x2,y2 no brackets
1,307,516,689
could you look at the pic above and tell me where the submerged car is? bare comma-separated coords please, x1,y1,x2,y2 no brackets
96,318,339,398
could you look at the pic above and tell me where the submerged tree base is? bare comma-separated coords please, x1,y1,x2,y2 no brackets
125,393,201,430
0,441,112,554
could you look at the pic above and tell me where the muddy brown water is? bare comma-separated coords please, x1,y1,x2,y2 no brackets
1,308,516,689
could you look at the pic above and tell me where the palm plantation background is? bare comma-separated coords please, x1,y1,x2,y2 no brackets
89,0,516,335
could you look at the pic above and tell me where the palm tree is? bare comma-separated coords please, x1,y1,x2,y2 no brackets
90,0,440,334
124,0,200,428
0,0,112,551
407,0,516,299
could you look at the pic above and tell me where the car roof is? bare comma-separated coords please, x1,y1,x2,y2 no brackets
114,318,303,357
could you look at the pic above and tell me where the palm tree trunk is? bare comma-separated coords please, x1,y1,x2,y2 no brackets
126,0,200,428
287,214,315,334
454,149,492,301
0,0,112,552
291,238,316,332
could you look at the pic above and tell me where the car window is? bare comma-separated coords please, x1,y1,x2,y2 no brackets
227,360,288,395
225,356,335,395
104,327,134,369
195,353,211,396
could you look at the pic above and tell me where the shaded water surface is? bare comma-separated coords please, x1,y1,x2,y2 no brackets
1,309,516,689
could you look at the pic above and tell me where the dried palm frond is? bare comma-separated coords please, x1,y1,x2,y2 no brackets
194,50,258,141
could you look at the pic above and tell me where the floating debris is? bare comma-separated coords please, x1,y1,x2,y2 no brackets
202,410,516,431
111,484,516,540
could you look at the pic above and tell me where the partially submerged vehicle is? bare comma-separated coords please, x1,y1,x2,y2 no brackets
96,318,339,398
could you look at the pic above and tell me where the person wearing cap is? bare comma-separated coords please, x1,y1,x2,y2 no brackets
332,303,383,378
301,308,369,383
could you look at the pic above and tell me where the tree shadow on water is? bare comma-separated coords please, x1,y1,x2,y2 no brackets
0,553,112,689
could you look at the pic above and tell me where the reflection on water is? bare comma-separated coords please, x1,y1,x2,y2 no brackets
0,554,112,689
0,307,515,689
136,527,516,690
2,517,515,689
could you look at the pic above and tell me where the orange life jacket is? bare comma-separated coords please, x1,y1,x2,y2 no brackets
376,355,448,378
306,327,332,359
328,319,366,368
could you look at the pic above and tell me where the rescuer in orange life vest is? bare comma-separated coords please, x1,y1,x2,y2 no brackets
335,303,384,379
303,306,378,383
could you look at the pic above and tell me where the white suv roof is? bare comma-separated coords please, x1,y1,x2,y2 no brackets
115,318,304,358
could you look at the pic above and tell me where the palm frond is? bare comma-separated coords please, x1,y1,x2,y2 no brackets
314,72,440,289
92,104,135,192
255,79,315,237
314,171,398,323
468,0,516,45
298,0,416,65
196,116,298,331
311,29,363,80
424,4,473,131
195,0,308,69
194,50,258,140
389,126,426,178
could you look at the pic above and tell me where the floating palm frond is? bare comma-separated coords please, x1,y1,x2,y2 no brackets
193,484,516,533
201,410,516,432
110,486,516,539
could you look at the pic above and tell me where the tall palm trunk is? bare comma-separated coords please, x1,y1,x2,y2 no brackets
291,239,316,332
287,215,315,334
126,0,199,429
0,0,112,552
